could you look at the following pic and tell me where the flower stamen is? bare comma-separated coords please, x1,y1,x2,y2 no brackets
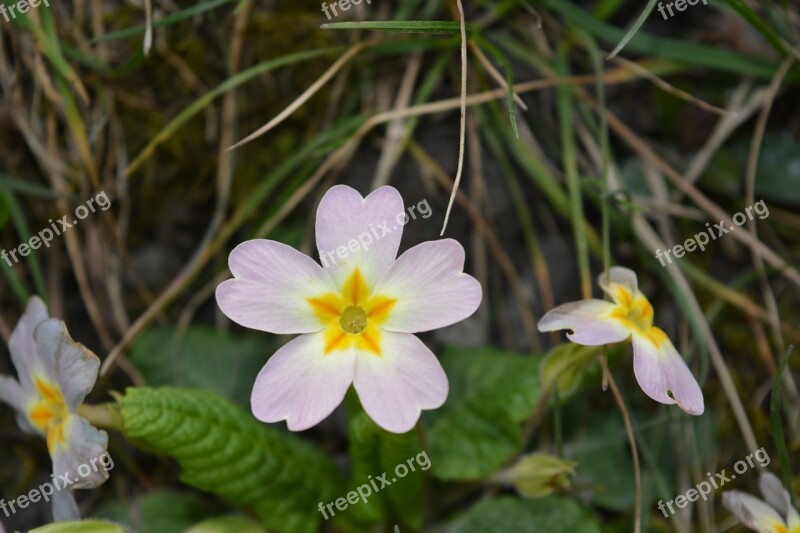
340,305,367,334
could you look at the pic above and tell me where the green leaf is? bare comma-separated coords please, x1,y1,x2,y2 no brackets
565,415,636,511
120,387,342,533
345,411,426,529
93,490,219,532
129,326,270,406
29,521,126,533
540,344,601,399
449,496,601,532
427,346,542,480
186,515,266,533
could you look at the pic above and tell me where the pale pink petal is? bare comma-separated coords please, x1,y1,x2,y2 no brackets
0,376,39,435
759,472,800,528
51,414,110,488
52,489,80,522
251,332,355,431
353,332,447,434
0,375,28,412
315,185,404,289
34,320,100,411
759,472,789,516
537,300,630,345
9,296,51,389
217,240,338,334
631,332,704,415
723,491,788,531
598,266,639,294
373,239,482,333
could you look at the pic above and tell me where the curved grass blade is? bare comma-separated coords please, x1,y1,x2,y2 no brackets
607,0,659,59
544,0,791,79
321,20,471,34
771,345,795,508
94,0,235,43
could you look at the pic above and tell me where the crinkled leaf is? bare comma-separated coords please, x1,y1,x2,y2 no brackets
93,490,219,532
120,387,341,533
427,346,541,480
345,411,425,529
129,327,270,406
449,496,601,532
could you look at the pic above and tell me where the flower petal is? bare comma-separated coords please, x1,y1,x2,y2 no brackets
34,319,100,411
217,240,338,334
52,489,80,522
373,239,482,333
315,185,404,289
598,266,639,295
759,472,800,528
0,376,39,435
9,296,51,389
353,332,448,433
0,375,28,412
759,472,789,516
251,332,355,431
52,414,110,489
537,300,631,345
723,490,788,532
631,331,704,415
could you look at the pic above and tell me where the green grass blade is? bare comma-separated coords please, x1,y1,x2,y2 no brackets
607,0,659,59
473,34,520,139
556,45,591,298
94,0,235,43
321,21,471,34
1,191,47,300
771,345,795,508
724,0,791,56
543,0,792,79
126,47,345,177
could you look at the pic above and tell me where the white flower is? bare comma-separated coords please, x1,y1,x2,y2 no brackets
0,297,109,521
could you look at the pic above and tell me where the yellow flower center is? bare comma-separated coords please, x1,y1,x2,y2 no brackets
27,375,69,455
339,305,368,334
307,268,396,355
607,283,668,346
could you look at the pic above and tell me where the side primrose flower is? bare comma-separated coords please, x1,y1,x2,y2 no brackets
216,185,482,433
723,472,800,532
0,297,109,520
537,267,703,415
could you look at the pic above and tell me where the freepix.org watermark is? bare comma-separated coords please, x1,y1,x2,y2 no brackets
0,0,49,23
2,191,111,267
657,0,708,20
657,446,770,517
655,200,769,267
317,451,431,520
0,451,114,517
319,198,432,269
321,0,371,20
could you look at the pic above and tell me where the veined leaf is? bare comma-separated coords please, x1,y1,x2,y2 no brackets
427,346,542,480
449,496,601,532
120,387,342,533
346,411,425,529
